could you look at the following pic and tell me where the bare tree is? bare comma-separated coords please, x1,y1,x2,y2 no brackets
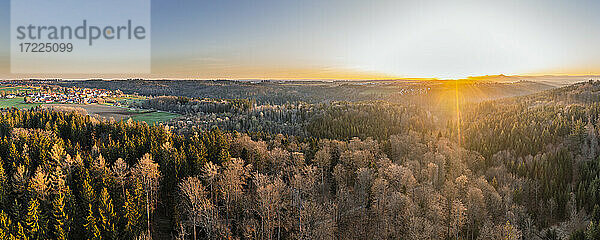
112,158,129,197
201,161,219,204
217,158,250,226
132,153,161,238
450,199,467,239
178,176,214,240
313,147,331,201
254,173,285,240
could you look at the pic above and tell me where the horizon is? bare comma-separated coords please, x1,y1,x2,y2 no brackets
2,74,600,83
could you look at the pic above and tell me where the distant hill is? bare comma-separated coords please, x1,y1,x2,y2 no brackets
462,74,600,86
49,79,557,106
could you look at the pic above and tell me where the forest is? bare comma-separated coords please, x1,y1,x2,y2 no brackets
0,80,598,239
53,79,553,105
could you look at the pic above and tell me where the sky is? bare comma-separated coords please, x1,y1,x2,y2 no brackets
1,0,600,79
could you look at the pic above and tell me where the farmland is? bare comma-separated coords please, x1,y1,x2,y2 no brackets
0,98,178,124
0,97,41,109
0,86,40,94
42,104,180,124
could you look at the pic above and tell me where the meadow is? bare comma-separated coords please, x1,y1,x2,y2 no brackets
0,98,178,124
44,104,179,124
0,97,41,109
0,86,40,93
128,110,180,124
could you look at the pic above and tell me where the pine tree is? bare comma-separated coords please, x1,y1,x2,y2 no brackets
28,168,49,201
123,189,141,238
48,165,66,196
98,188,116,239
21,144,31,169
16,222,28,240
188,136,207,175
8,143,19,167
0,161,6,206
218,148,231,165
81,170,94,205
9,199,22,225
51,192,69,240
25,198,42,239
84,203,101,240
50,144,66,165
0,211,12,240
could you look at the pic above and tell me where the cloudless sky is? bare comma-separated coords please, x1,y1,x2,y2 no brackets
1,0,600,79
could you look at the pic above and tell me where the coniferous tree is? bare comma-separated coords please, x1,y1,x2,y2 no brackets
9,199,22,226
51,192,69,240
83,204,101,240
25,198,42,240
81,170,94,205
0,211,12,240
48,165,66,196
123,187,143,238
16,222,28,240
98,188,116,240
0,161,6,206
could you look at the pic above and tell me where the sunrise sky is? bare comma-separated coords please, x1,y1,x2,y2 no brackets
1,0,600,79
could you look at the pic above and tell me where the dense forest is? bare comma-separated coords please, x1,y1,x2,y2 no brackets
52,79,554,105
0,80,599,239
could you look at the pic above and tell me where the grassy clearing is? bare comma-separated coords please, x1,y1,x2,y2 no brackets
0,86,41,94
0,98,41,109
128,111,179,124
105,96,147,106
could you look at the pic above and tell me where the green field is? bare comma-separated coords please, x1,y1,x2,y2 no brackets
0,86,40,94
0,98,178,124
128,111,179,124
0,98,41,109
105,95,148,106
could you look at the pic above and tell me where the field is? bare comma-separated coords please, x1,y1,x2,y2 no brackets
0,86,41,95
128,111,180,124
104,95,148,106
43,104,180,124
0,98,41,109
0,99,178,124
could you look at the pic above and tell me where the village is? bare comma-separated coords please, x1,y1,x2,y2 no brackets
0,85,123,104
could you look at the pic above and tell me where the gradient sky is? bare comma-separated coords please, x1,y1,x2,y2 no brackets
1,0,600,79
